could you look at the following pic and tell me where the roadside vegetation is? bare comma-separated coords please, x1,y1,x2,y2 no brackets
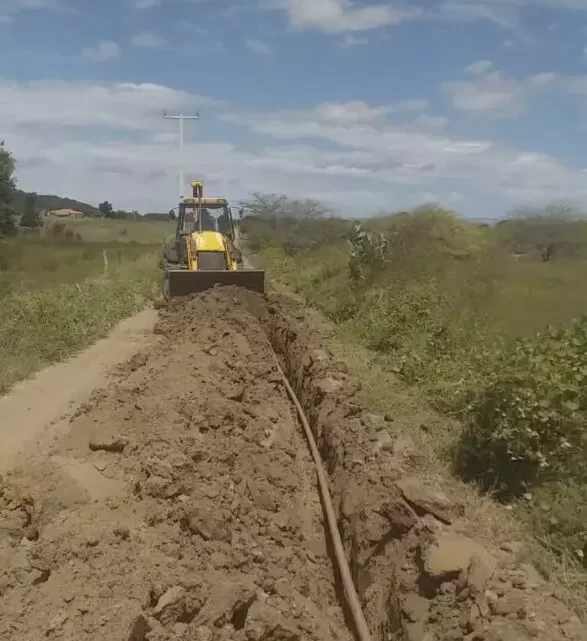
0,142,172,393
242,193,587,577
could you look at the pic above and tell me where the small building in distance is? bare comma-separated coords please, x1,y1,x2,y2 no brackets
47,208,86,220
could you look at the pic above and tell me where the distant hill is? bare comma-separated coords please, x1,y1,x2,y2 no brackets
13,190,100,218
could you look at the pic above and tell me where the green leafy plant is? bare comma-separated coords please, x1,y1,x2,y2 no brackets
456,319,587,498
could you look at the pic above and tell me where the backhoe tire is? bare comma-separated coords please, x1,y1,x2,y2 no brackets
164,247,179,264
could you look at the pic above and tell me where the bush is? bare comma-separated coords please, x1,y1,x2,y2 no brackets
377,206,485,270
455,319,587,498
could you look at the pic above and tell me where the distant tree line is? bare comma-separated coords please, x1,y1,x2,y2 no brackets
238,192,350,256
97,201,140,220
143,212,174,221
12,190,100,217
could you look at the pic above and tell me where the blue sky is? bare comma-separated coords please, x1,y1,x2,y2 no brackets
2,0,587,217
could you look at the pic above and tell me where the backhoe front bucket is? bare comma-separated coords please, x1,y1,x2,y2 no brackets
166,269,265,297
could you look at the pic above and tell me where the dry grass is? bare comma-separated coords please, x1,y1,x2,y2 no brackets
52,217,173,244
0,219,166,393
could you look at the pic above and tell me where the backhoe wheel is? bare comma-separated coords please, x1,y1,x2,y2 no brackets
164,247,179,264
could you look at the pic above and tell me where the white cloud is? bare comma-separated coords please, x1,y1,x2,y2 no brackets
131,31,168,49
528,71,557,86
132,0,160,8
442,64,561,117
465,60,493,75
3,79,587,217
0,81,212,131
82,40,121,63
312,101,394,122
272,0,422,33
437,2,521,32
245,38,273,55
257,0,587,39
226,100,587,208
258,0,587,37
444,76,525,117
339,34,369,48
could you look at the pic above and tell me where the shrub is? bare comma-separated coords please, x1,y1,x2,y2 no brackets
377,206,485,270
455,319,587,498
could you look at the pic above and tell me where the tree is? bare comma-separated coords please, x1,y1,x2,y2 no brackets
98,201,114,218
287,198,330,220
239,193,288,228
20,192,43,229
507,203,585,261
239,193,330,228
0,141,17,237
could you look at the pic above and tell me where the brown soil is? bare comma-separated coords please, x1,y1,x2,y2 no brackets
0,308,158,474
0,287,584,641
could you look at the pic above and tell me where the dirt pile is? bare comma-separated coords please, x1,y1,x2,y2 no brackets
0,286,584,641
0,289,351,641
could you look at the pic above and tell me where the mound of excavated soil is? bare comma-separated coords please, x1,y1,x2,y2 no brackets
0,289,352,641
0,286,585,641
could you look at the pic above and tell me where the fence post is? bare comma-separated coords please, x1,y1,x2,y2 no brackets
103,249,109,276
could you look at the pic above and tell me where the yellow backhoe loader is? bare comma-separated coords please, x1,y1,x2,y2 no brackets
162,181,265,298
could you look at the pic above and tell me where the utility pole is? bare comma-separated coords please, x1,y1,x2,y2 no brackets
163,110,200,201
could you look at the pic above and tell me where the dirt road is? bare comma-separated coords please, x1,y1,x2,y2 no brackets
0,288,583,641
0,308,158,474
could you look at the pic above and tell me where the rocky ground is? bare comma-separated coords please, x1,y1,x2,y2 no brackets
0,287,585,641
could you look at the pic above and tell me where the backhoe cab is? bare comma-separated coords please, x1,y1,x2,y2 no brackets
162,181,265,298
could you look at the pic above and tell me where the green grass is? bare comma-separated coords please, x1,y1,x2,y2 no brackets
62,217,173,243
245,208,587,575
0,219,169,393
0,238,160,295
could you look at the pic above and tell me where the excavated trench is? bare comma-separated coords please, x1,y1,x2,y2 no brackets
0,287,583,641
